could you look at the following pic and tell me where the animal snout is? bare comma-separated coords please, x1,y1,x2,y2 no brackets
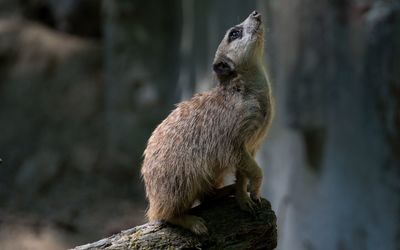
250,10,261,21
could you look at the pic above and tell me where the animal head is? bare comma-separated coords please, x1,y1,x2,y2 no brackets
213,11,265,83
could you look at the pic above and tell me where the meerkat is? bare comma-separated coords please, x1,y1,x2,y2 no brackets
141,11,273,235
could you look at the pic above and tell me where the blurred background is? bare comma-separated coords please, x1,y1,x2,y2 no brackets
0,0,399,249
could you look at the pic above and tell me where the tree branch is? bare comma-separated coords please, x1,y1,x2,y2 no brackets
72,194,277,249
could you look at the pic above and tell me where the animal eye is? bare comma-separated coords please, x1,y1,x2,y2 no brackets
228,28,242,42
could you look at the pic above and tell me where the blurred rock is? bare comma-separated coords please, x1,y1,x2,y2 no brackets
0,222,68,250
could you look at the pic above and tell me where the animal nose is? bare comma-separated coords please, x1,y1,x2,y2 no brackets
250,10,261,21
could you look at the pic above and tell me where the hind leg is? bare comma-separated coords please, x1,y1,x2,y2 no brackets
213,173,225,189
167,214,208,235
199,171,227,203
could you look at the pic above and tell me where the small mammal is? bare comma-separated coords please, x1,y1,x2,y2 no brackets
141,11,273,234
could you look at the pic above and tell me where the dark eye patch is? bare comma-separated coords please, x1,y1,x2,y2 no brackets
228,27,243,43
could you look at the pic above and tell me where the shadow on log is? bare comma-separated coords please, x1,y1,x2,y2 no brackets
72,195,277,249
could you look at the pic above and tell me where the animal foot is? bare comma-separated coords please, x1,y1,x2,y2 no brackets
187,215,208,235
250,192,261,204
168,215,208,235
236,194,257,215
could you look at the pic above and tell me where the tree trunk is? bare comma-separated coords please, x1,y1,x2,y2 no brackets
72,197,277,250
261,1,400,249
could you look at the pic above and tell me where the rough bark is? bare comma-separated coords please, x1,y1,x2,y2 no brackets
72,196,277,250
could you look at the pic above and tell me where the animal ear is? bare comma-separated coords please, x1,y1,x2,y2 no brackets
213,59,236,82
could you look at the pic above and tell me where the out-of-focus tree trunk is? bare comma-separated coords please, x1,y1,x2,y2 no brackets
102,0,182,172
260,1,400,249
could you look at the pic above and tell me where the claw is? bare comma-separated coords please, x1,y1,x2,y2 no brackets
236,194,257,215
190,216,208,235
250,192,261,204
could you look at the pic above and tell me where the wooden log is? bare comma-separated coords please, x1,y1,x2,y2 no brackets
72,193,277,250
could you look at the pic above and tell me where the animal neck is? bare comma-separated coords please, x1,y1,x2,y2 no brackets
238,61,269,90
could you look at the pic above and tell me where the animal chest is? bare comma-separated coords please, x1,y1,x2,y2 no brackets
243,89,270,153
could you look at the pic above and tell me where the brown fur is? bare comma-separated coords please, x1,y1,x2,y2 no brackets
141,11,273,234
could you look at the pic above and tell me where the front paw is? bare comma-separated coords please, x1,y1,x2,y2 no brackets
236,194,257,215
250,192,261,204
